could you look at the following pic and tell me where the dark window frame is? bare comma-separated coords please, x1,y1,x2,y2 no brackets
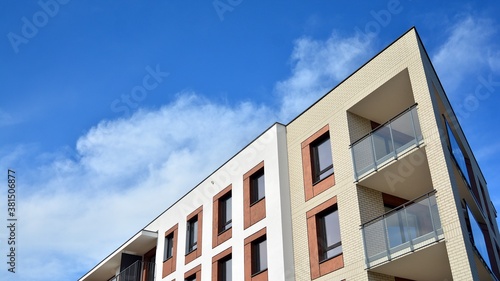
249,168,265,205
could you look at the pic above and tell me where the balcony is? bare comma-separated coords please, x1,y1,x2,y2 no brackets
351,105,423,181
109,261,155,281
361,191,443,269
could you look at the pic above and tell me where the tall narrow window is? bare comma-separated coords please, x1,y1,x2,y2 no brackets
162,224,178,278
186,217,198,253
218,255,232,281
307,197,343,278
164,233,174,261
250,168,265,204
251,236,267,275
311,134,334,183
317,207,342,261
219,192,232,233
213,185,232,248
445,119,471,186
244,162,266,229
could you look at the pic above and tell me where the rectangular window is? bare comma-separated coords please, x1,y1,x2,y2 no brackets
218,255,232,281
250,168,265,204
164,233,174,261
219,192,232,233
307,197,343,278
251,236,267,275
186,217,198,253
311,134,334,183
317,207,342,262
185,276,196,281
445,119,471,186
467,205,491,269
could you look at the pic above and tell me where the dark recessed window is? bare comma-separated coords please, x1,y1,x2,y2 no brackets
251,236,267,275
219,192,232,233
317,207,342,262
185,274,196,281
250,168,265,204
186,216,198,253
311,134,334,183
218,255,232,281
164,233,174,261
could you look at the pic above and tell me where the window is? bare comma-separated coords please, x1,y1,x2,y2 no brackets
186,217,198,253
244,162,266,229
244,227,268,280
301,125,335,201
185,206,203,264
213,185,232,248
219,192,232,233
185,276,196,281
466,205,492,269
250,168,265,204
311,134,334,183
251,237,267,275
218,255,232,281
317,207,342,262
162,224,178,278
445,119,471,186
164,233,174,261
307,197,343,279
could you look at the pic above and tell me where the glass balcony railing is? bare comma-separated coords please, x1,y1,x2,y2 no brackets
110,261,155,281
361,191,443,268
350,105,423,181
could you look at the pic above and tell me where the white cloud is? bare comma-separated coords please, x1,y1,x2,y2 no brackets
432,16,499,93
276,32,374,121
5,93,275,281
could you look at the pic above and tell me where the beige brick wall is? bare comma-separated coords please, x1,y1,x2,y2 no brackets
286,28,489,280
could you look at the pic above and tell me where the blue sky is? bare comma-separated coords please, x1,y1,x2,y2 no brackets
1,1,499,280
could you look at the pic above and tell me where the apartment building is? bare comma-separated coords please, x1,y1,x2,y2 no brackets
79,27,500,281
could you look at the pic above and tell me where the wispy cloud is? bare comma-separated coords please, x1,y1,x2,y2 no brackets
0,108,19,127
276,32,374,121
5,93,275,281
432,16,499,93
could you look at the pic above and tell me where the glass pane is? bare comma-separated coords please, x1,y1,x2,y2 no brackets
391,111,416,153
372,124,394,162
251,171,265,203
446,121,470,185
324,210,341,247
225,258,232,281
317,138,332,169
192,220,198,245
468,207,492,269
226,196,232,226
259,239,267,271
385,212,404,248
352,136,376,176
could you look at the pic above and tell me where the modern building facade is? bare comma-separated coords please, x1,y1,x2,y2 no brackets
80,28,500,281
